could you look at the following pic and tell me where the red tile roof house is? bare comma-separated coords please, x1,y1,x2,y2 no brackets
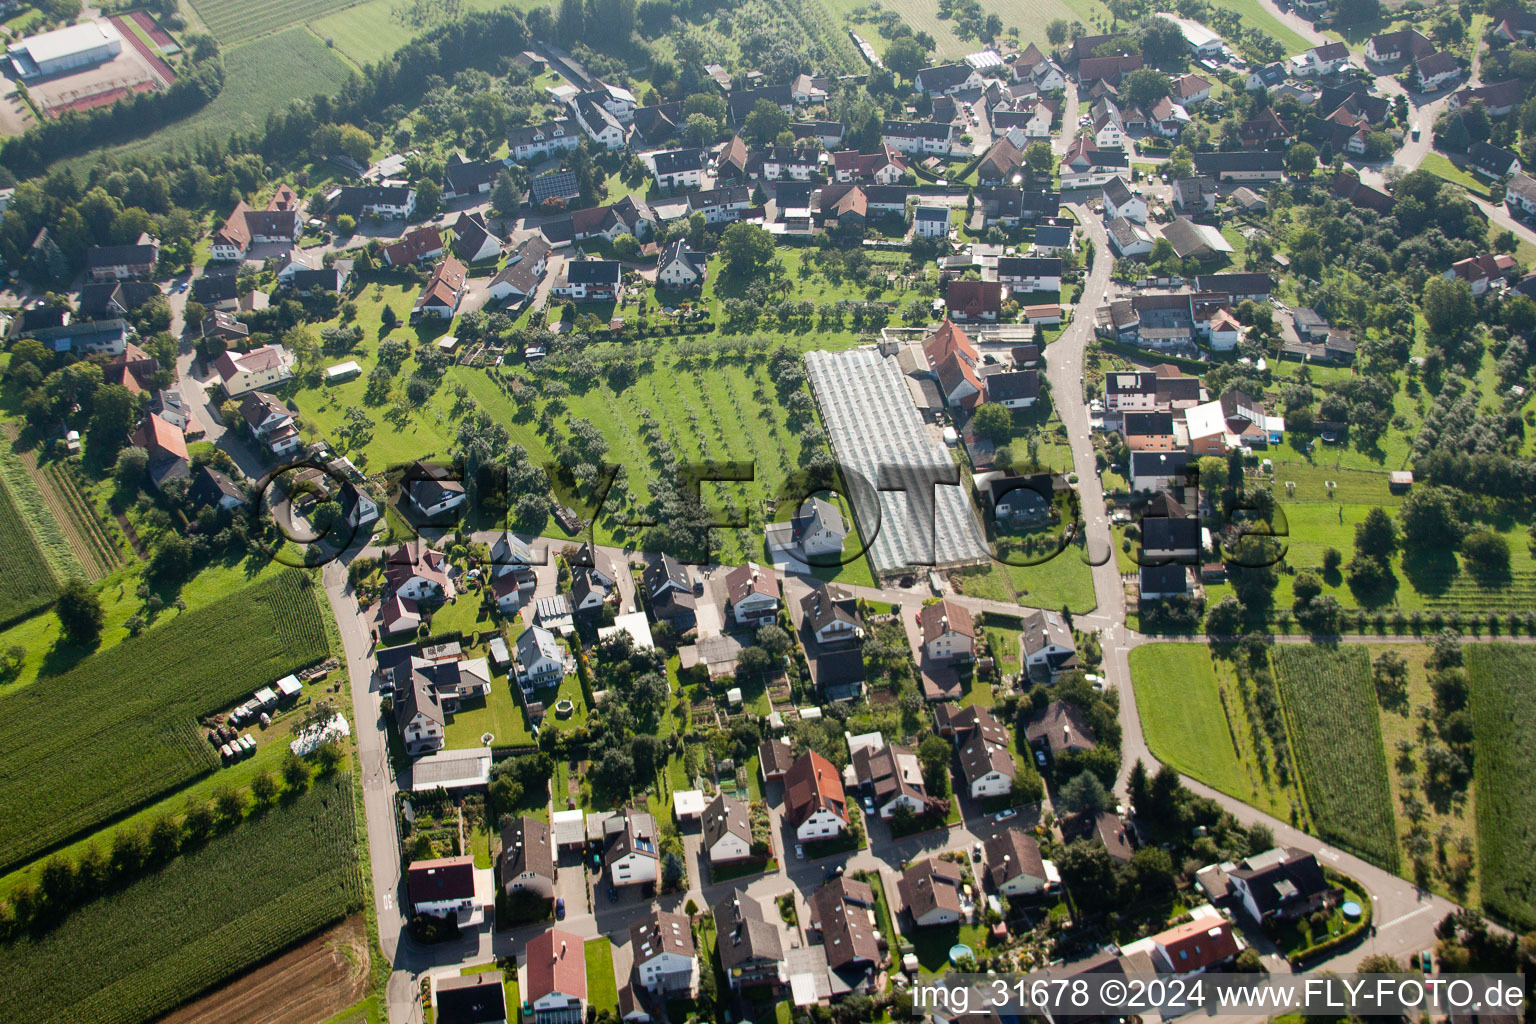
1446,253,1517,296
407,854,478,922
131,412,190,492
945,280,1004,321
384,542,454,602
724,562,779,629
920,599,975,662
526,928,587,1023
1148,917,1242,974
784,750,849,842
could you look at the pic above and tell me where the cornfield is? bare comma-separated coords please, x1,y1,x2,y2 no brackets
0,772,363,1024
1466,644,1536,929
1272,645,1400,871
0,571,329,872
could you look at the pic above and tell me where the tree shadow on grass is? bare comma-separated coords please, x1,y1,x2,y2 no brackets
1400,546,1459,598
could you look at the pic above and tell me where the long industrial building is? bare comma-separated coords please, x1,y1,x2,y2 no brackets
7,21,123,80
805,347,990,574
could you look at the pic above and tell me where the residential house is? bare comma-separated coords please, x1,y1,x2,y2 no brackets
239,390,300,456
916,62,983,96
452,211,503,263
977,137,1026,185
832,147,908,184
881,119,954,157
214,343,293,397
571,95,626,149
1161,217,1236,261
984,369,1039,409
1415,50,1462,91
997,255,1062,293
1019,608,1077,676
701,792,755,864
1171,72,1213,104
899,857,964,927
652,147,705,191
486,236,550,303
1123,411,1176,451
1031,224,1074,255
713,892,785,990
1147,95,1192,137
1295,41,1350,76
759,738,795,784
1129,450,1190,492
553,259,624,302
1139,562,1190,598
187,465,245,513
809,877,881,978
1107,216,1155,257
1191,150,1285,181
531,169,581,207
1469,140,1522,179
401,460,467,519
946,280,1004,321
1446,253,1517,295
1078,53,1144,86
526,929,587,1024
954,706,1017,799
1246,62,1287,91
85,235,158,281
784,750,849,841
725,562,778,629
1195,273,1273,303
920,599,975,662
793,120,847,148
1449,79,1524,117
1105,371,1158,412
1226,847,1330,922
210,189,302,261
851,741,928,819
1024,700,1098,765
1364,28,1435,64
1173,175,1219,213
509,119,581,162
395,668,445,755
325,185,416,220
1058,137,1129,188
760,148,818,182
604,809,660,885
435,973,507,1024
1149,918,1241,974
800,582,863,647
1506,172,1536,216
631,910,699,996
412,257,468,320
408,855,477,919
572,540,620,589
1103,176,1146,223
384,542,452,601
791,495,847,558
515,625,564,689
442,152,503,200
131,412,190,491
500,815,556,899
1330,171,1395,213
984,827,1049,896
656,238,707,289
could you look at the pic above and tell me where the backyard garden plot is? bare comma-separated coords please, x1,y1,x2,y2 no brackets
1272,644,1399,871
0,461,64,626
1466,644,1536,930
0,570,329,873
0,772,362,1024
187,0,358,45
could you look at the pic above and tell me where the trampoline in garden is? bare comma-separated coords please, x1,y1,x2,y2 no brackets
1341,900,1362,922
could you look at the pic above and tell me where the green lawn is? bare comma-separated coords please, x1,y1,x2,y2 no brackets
444,682,533,749
584,938,619,1014
950,547,1098,615
1128,643,1301,822
1421,152,1492,199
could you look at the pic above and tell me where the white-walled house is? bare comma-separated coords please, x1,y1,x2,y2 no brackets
983,828,1050,896
407,855,478,919
785,751,849,841
501,815,556,899
526,929,587,1024
701,792,755,864
515,625,564,690
920,599,975,662
630,911,699,996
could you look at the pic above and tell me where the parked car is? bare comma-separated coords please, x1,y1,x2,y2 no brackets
1411,125,1421,140
795,844,805,860
1035,749,1047,766
555,897,566,919
994,808,1017,822
607,885,618,902
972,843,983,862
862,796,874,813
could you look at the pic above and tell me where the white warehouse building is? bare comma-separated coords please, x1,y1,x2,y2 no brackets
8,21,123,79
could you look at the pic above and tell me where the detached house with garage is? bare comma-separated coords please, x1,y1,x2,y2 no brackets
851,741,928,819
401,460,466,519
951,705,1017,799
384,542,452,602
1226,847,1330,922
656,238,707,290
701,792,755,864
239,390,300,456
214,343,294,398
408,855,478,920
395,670,446,756
500,815,556,900
604,809,660,886
412,257,468,320
920,599,975,662
209,188,302,261
383,226,445,268
784,750,849,841
515,625,564,690
984,827,1050,896
725,562,778,629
